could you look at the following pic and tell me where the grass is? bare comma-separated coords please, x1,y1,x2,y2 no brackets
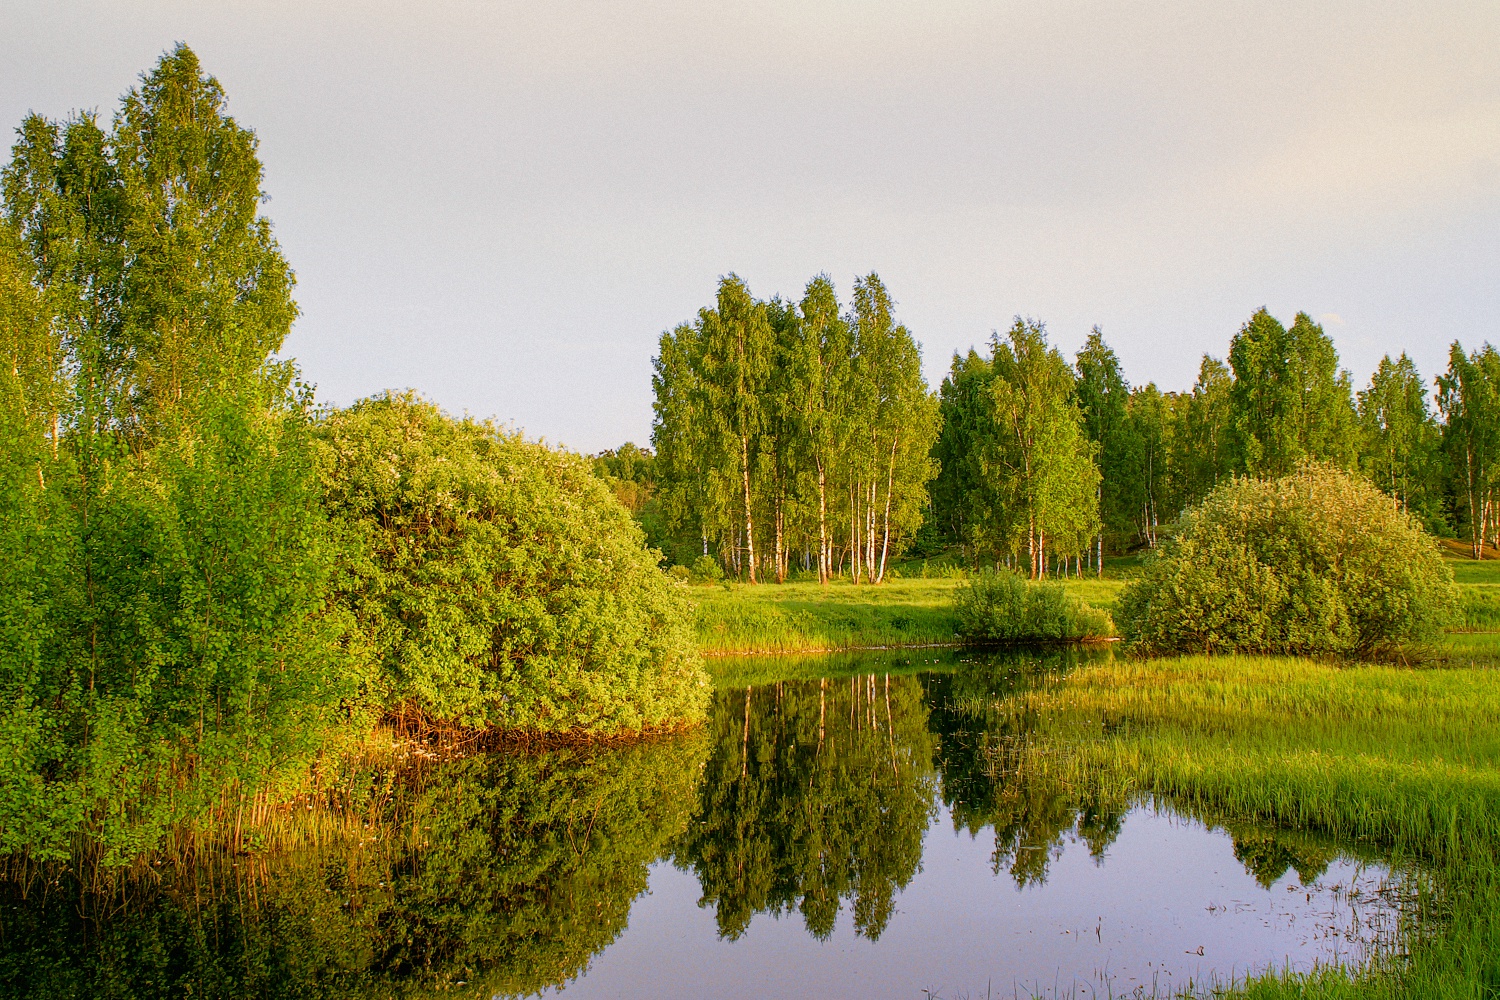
1443,552,1500,632
689,577,966,654
687,557,1133,655
997,654,1500,998
689,546,1500,657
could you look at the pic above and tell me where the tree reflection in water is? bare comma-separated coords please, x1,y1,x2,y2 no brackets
670,672,937,940
0,646,1383,998
0,736,708,999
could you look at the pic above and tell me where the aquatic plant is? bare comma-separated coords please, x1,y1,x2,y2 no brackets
1005,654,1500,998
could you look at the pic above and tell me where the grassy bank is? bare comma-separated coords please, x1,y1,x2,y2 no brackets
688,547,1500,657
688,573,1128,654
690,578,965,653
1003,654,1500,998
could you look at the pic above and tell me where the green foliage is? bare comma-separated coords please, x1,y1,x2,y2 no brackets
1120,464,1458,657
1171,354,1235,509
0,385,354,863
652,273,939,584
953,569,1114,642
1073,327,1131,543
1436,341,1500,558
1227,310,1358,478
3,44,296,445
689,554,724,581
931,320,1100,574
0,46,706,869
0,46,352,863
316,393,708,733
1358,353,1445,532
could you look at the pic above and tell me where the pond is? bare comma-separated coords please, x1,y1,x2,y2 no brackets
0,648,1408,999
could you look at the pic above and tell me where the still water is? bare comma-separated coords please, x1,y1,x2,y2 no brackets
0,648,1406,999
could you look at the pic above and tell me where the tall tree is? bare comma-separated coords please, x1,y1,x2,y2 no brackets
1358,353,1442,524
984,319,1099,578
849,274,939,584
930,350,997,562
793,275,852,583
1120,384,1176,548
1073,327,1129,569
3,44,296,446
697,275,773,581
1437,343,1500,558
1172,355,1233,508
1227,308,1357,477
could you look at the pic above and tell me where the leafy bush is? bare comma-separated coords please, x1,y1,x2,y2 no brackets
316,393,708,734
0,386,355,862
953,569,1114,642
1118,464,1458,656
690,555,724,582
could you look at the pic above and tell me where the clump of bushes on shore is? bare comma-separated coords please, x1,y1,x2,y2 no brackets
1118,464,1457,657
317,394,708,734
0,47,706,863
954,569,1114,643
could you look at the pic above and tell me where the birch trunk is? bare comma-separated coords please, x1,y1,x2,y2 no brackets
817,462,829,584
740,434,757,583
877,435,898,583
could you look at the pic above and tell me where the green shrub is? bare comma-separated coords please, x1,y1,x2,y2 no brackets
316,393,708,734
1118,464,1458,656
690,555,724,582
953,569,1114,642
0,386,356,863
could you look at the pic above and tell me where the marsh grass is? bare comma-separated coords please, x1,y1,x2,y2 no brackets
993,655,1500,998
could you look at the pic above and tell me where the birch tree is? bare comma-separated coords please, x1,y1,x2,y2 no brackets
985,319,1099,578
1358,353,1443,524
1437,343,1500,558
1073,328,1129,570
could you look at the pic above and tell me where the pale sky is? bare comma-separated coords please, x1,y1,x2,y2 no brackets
5,1,1497,452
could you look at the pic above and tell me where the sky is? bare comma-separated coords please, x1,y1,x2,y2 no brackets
4,1,1498,452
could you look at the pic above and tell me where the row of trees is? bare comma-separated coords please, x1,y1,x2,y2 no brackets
928,309,1490,573
640,288,1497,581
651,274,939,583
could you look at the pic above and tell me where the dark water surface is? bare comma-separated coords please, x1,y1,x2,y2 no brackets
0,648,1405,999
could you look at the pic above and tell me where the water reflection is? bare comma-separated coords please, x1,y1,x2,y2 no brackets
0,737,707,998
671,673,937,940
0,647,1407,999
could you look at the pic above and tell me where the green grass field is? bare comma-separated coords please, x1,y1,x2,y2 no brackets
1007,653,1500,998
689,577,966,654
689,549,1500,656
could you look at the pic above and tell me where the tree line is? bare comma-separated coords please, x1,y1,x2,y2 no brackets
637,298,1496,580
650,273,939,584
